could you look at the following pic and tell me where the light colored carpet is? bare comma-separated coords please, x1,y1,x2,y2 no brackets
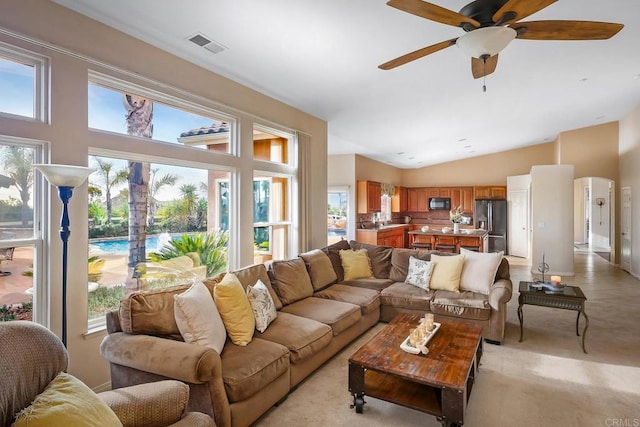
256,253,640,426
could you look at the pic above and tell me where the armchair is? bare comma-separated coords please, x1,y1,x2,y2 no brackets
0,321,215,427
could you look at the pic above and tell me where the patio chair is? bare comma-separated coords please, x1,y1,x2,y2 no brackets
0,247,14,277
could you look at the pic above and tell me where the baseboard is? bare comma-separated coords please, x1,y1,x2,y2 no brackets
92,381,112,393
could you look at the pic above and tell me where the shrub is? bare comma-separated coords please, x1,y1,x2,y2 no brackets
149,231,229,277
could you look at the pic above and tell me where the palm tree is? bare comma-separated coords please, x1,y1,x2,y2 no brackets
123,94,153,271
1,146,33,227
93,157,127,223
148,168,177,227
179,183,198,230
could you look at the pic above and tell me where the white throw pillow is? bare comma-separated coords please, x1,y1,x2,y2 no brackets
459,248,504,295
174,281,226,353
404,256,435,290
246,279,278,333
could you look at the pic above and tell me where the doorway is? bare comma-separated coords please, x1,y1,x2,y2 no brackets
621,186,631,272
573,177,614,263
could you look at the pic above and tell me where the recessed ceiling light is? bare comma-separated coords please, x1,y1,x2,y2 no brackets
408,157,415,160
457,138,467,142
579,78,588,83
464,145,472,149
397,152,405,155
595,115,606,120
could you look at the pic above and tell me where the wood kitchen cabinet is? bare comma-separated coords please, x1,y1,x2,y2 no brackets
407,188,428,212
474,186,506,199
461,187,474,213
391,186,408,212
355,226,407,248
357,180,382,213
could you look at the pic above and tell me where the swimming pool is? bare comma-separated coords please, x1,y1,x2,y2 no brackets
90,234,175,255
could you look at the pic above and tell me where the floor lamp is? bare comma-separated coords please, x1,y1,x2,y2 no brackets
34,164,95,347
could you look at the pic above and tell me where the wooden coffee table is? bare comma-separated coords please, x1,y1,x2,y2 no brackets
348,313,483,427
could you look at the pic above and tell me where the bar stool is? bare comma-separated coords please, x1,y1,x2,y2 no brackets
411,242,432,250
434,235,457,253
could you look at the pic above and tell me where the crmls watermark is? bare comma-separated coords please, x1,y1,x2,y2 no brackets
605,419,640,427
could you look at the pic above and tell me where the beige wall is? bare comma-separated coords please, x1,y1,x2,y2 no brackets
558,122,619,180
401,142,556,187
355,154,402,185
619,104,640,278
1,0,327,389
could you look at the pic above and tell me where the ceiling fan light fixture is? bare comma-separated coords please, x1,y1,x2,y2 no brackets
456,26,517,58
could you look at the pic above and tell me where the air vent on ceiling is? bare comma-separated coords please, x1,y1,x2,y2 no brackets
188,33,227,54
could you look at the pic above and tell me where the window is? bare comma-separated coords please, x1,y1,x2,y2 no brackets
0,137,45,323
253,124,290,165
87,154,231,324
380,195,392,223
0,45,48,121
327,189,348,244
88,74,234,153
253,173,291,263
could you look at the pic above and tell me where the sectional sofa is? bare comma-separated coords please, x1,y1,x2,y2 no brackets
100,239,512,427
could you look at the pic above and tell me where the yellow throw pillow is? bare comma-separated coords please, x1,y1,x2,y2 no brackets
339,249,373,281
12,372,122,427
429,254,465,292
213,272,255,346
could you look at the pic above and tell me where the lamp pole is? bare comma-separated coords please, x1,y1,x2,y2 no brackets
34,164,94,348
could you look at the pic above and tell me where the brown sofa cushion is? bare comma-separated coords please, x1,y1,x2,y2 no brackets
299,249,338,291
314,284,380,315
320,239,350,282
268,258,314,305
429,290,491,321
255,312,332,364
281,297,361,336
119,283,199,339
220,337,289,403
380,282,435,311
495,257,510,281
389,248,434,283
231,264,283,310
349,241,393,279
339,278,393,292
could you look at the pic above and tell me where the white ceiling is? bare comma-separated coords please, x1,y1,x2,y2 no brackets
54,0,640,168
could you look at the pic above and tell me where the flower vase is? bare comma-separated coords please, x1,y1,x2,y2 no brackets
453,223,460,234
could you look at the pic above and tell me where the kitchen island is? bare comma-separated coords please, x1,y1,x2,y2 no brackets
408,228,489,253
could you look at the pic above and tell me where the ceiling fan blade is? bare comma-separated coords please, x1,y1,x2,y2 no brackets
492,0,557,25
379,38,457,70
513,20,624,40
471,55,498,79
387,0,480,28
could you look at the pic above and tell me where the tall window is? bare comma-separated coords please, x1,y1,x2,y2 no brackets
0,138,45,323
0,46,48,121
86,155,231,324
327,189,348,244
253,125,290,165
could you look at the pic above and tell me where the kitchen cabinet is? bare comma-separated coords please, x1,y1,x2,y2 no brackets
391,186,408,213
355,226,407,248
474,186,507,200
450,188,462,210
461,187,474,213
357,180,382,213
407,188,428,212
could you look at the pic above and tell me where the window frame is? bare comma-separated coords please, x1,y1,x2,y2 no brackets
0,41,49,123
0,135,48,324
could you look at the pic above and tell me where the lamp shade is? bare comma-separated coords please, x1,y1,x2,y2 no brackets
33,164,95,187
456,26,517,58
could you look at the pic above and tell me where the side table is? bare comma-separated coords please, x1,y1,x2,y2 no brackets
517,281,589,353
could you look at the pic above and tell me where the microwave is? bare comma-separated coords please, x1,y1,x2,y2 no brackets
429,197,451,210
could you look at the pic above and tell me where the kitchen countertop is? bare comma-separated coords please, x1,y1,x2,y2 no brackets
358,224,411,232
409,229,488,236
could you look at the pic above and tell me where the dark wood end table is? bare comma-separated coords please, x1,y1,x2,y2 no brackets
348,313,483,427
517,281,589,353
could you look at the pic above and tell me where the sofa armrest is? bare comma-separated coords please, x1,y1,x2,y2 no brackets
172,413,216,427
100,333,220,384
98,380,194,426
488,278,513,310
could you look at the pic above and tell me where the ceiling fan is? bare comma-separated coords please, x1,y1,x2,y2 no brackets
379,0,624,80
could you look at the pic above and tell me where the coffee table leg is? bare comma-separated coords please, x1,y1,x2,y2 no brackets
580,310,589,354
518,303,524,342
348,362,366,413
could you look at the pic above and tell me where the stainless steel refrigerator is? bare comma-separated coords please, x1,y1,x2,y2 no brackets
474,199,507,253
